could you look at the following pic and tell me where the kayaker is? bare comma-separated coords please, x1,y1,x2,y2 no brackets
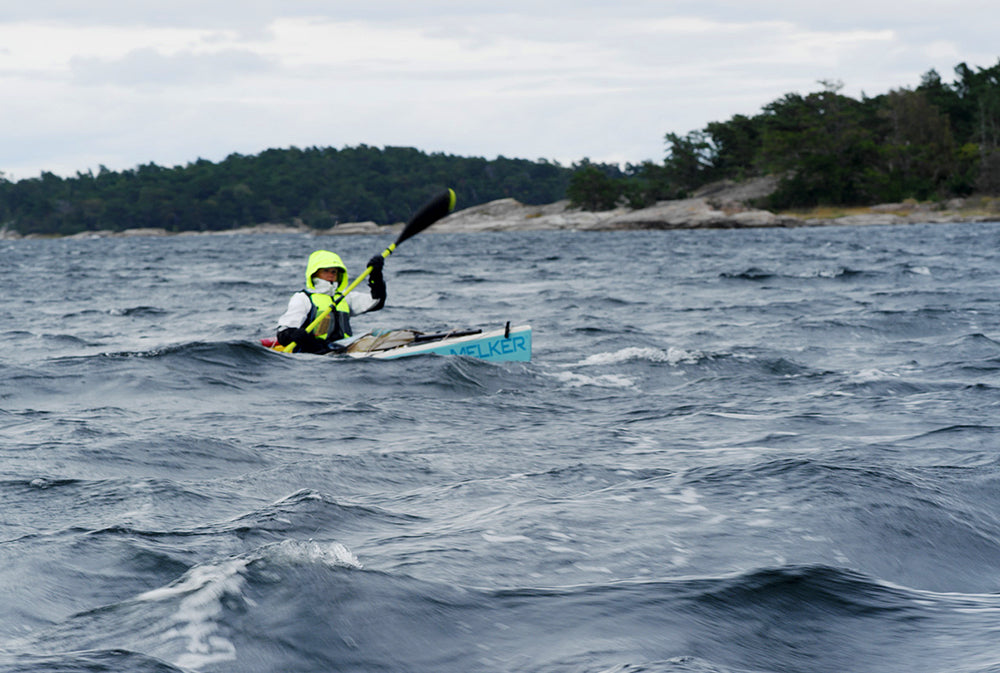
275,249,386,353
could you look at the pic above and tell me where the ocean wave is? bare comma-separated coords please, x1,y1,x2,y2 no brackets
573,346,705,367
548,370,637,389
719,267,774,281
7,546,1000,673
107,306,169,317
719,266,873,282
125,541,359,671
259,538,363,569
99,339,273,364
836,372,933,397
69,488,420,547
4,537,366,672
544,346,823,392
495,564,1000,672
0,649,188,672
212,488,420,540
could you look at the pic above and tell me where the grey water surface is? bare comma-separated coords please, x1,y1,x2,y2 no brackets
2,222,1000,672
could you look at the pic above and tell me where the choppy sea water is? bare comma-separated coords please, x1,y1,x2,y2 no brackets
2,221,1000,673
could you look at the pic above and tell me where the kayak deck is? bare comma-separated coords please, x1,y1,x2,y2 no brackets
348,324,531,362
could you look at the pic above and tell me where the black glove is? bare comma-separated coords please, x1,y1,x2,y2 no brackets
367,254,386,302
276,327,327,354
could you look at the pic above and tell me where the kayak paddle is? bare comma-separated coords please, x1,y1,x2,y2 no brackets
281,188,457,353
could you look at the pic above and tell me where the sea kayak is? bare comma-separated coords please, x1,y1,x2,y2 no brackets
261,323,532,362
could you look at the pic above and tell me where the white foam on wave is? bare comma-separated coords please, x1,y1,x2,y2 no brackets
139,559,248,670
575,346,701,367
263,539,363,569
852,368,900,381
546,346,705,388
137,539,361,670
549,370,636,389
482,530,532,543
577,346,669,366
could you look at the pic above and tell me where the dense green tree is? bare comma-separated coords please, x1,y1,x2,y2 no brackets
873,88,957,200
0,145,576,236
663,131,713,191
704,114,763,180
757,84,879,207
567,162,621,210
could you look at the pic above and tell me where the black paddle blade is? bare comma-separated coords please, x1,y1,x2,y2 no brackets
395,188,456,246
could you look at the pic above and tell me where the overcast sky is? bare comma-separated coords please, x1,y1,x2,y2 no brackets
1,1,997,181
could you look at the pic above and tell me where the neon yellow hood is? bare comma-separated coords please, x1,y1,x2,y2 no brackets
305,250,349,292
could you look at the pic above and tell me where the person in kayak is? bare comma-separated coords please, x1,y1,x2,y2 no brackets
275,249,386,353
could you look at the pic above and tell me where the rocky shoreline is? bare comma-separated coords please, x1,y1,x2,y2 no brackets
419,177,1000,234
422,195,1000,235
3,178,998,240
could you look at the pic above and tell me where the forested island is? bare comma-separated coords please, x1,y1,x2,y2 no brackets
2,59,998,238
